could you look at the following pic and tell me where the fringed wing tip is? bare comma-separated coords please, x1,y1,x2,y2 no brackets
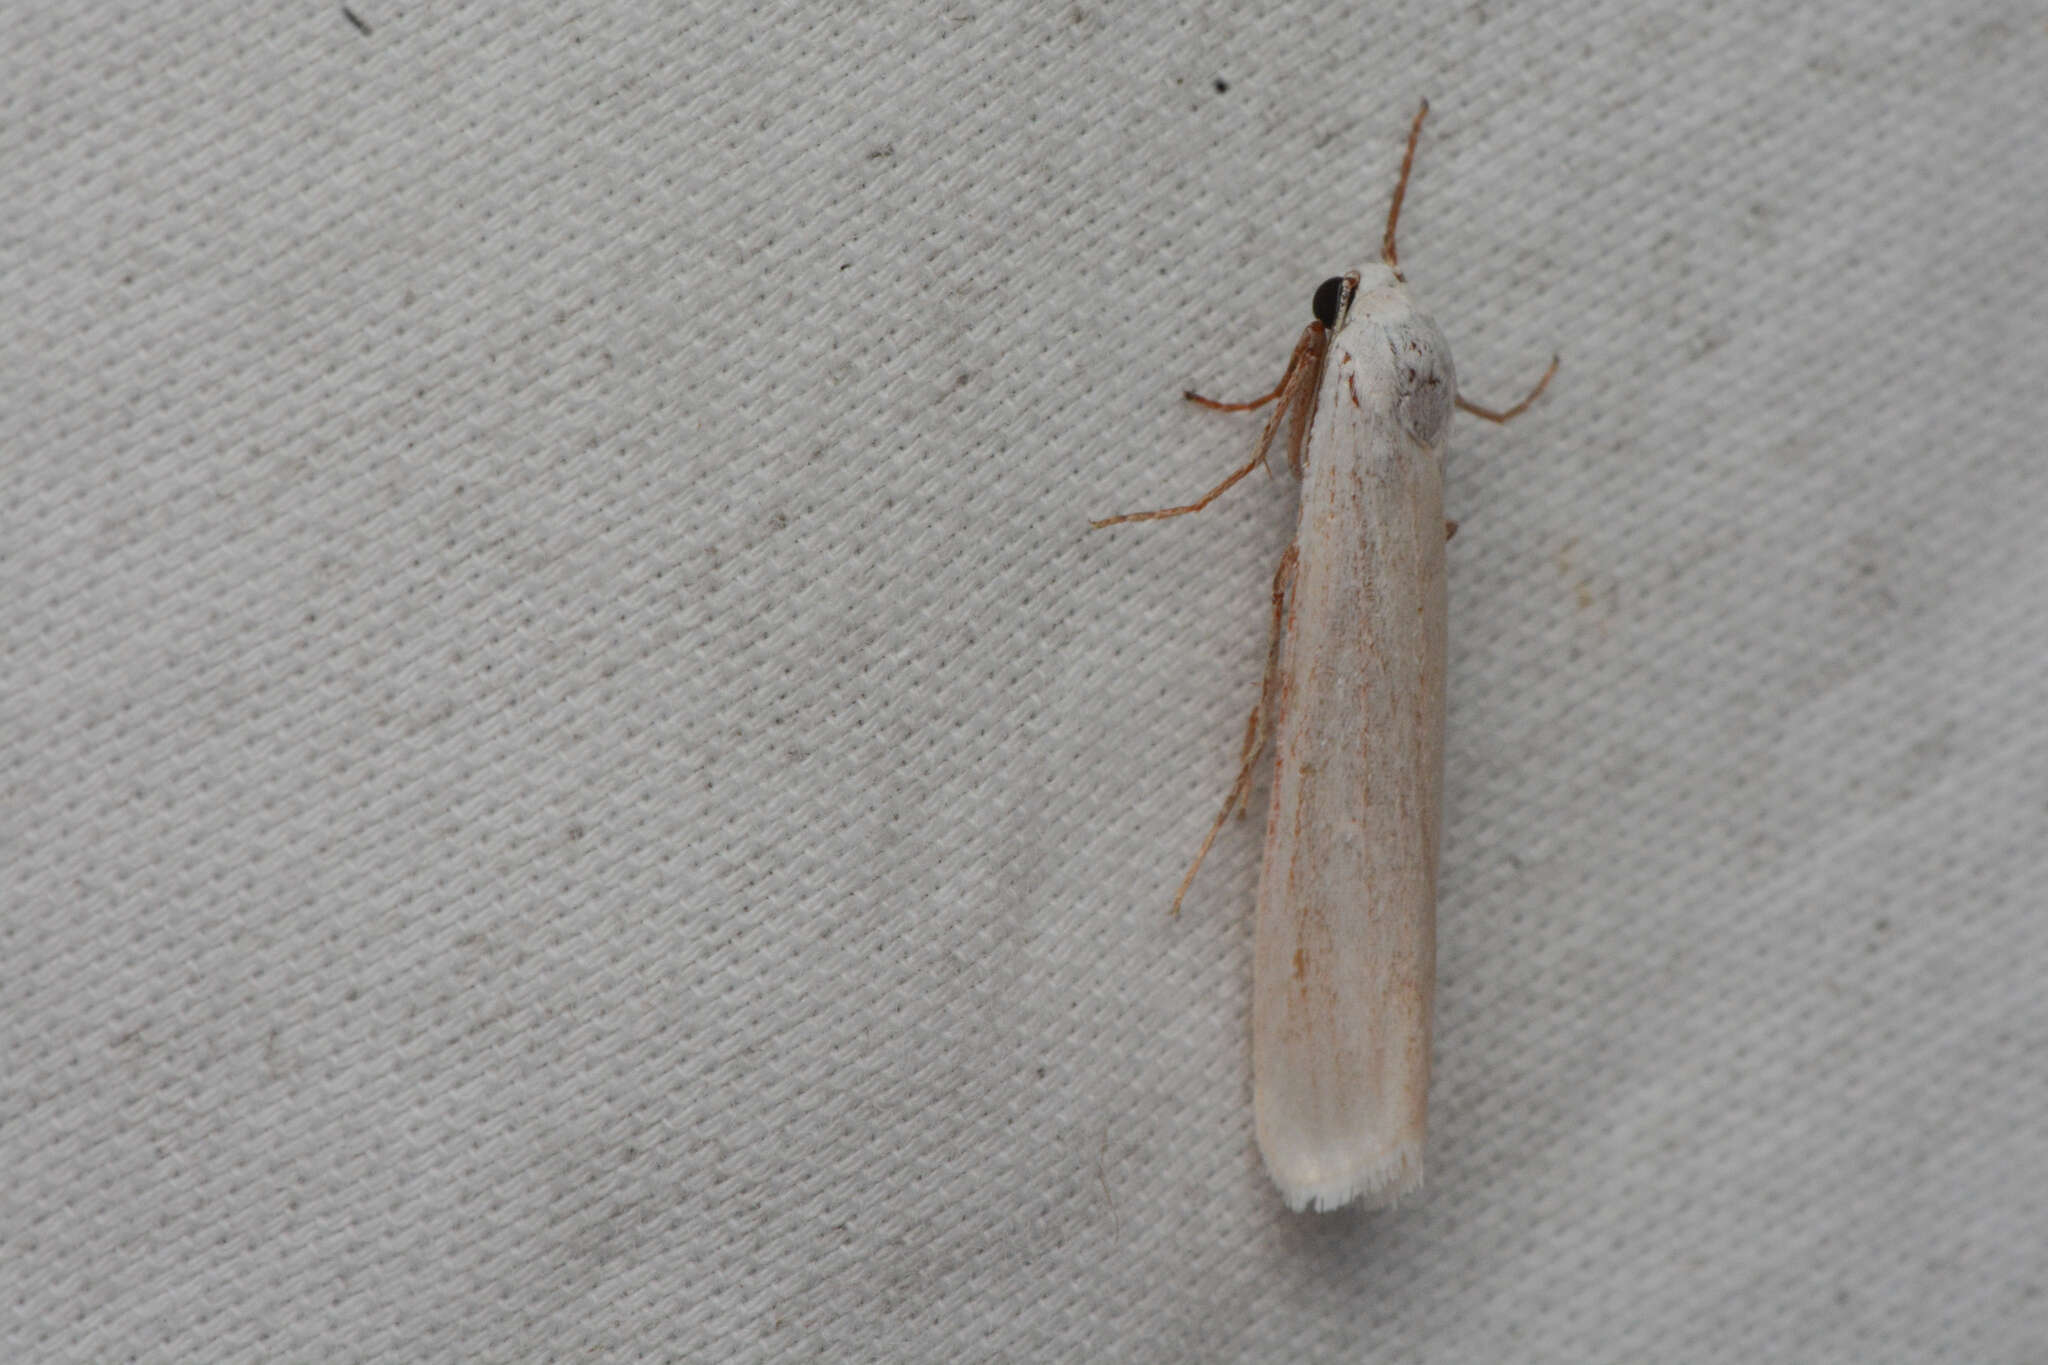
1267,1141,1424,1214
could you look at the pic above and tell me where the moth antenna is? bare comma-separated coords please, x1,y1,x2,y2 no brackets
1381,98,1429,272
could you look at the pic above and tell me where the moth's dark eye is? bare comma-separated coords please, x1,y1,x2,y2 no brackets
1311,276,1345,329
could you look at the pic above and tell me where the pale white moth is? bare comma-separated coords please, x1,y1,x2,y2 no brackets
1096,102,1555,1212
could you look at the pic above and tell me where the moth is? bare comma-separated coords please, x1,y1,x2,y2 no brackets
1096,102,1554,1211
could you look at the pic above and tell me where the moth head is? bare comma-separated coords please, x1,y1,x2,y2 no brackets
1313,265,1405,332
1310,274,1354,331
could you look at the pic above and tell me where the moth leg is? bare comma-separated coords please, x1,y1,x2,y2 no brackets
1279,347,1321,479
1091,324,1326,528
1182,374,1288,413
1233,541,1297,819
1457,353,1559,424
1182,319,1326,412
1170,541,1297,917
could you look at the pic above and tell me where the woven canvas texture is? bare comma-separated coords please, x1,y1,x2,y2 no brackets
6,2,2046,1359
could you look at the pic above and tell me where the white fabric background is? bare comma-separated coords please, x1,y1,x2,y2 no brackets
6,2,2046,1359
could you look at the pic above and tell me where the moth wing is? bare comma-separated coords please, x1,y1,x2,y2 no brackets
1251,332,1447,1212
